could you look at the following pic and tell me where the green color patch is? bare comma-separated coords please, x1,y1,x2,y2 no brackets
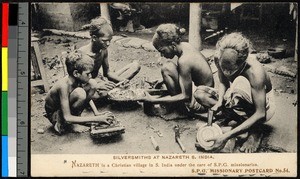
2,92,8,135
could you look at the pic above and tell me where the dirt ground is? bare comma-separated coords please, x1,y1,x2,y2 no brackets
31,32,297,154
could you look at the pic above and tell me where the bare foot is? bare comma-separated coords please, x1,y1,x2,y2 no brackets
239,133,263,153
72,124,90,133
220,138,236,153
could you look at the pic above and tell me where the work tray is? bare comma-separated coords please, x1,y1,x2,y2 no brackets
107,88,168,102
90,120,125,138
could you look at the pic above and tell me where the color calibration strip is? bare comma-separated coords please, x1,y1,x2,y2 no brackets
2,2,9,177
2,3,19,177
9,3,18,177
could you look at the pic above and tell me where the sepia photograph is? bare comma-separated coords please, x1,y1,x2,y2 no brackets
29,2,298,177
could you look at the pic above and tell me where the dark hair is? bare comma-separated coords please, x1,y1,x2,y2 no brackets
89,16,112,36
215,32,252,65
65,51,94,76
153,23,186,45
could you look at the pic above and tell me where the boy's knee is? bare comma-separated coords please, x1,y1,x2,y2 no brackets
72,87,87,100
194,87,208,102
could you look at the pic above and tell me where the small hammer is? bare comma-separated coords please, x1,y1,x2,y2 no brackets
174,125,186,153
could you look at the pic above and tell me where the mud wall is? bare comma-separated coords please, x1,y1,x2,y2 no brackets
33,3,74,31
32,3,100,31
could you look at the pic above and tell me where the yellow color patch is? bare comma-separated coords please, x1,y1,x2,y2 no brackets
2,47,8,91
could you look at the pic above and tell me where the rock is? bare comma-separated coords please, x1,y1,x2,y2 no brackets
142,42,157,52
37,129,44,134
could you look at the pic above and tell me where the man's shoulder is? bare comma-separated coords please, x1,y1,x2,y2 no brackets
77,45,95,57
243,64,266,86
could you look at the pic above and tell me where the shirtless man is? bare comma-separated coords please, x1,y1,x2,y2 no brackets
78,16,141,96
144,24,214,114
195,33,276,152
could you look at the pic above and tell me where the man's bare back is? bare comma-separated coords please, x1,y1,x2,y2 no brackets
178,42,214,87
45,76,78,114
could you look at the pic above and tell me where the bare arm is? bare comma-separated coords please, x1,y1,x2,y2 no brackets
148,60,191,103
58,85,112,124
102,50,125,83
206,70,267,149
222,72,266,140
211,60,230,111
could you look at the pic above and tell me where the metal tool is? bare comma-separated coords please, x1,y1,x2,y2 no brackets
115,80,128,88
174,125,186,153
207,109,214,126
16,3,29,177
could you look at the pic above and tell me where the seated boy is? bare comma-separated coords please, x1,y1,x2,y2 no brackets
194,33,275,153
78,16,141,97
44,51,114,134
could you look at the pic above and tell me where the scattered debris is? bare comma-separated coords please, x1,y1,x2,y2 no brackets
146,124,155,130
39,37,47,44
150,136,159,151
37,128,45,134
43,29,90,39
154,130,163,137
272,66,296,78
274,89,285,93
256,52,271,63
62,43,70,47
54,38,61,44
44,55,62,69
62,38,71,43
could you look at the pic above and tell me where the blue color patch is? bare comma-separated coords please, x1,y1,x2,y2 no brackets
2,136,8,177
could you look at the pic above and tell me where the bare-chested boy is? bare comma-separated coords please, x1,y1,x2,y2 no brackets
45,51,114,134
78,16,141,95
144,24,214,114
195,33,276,153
